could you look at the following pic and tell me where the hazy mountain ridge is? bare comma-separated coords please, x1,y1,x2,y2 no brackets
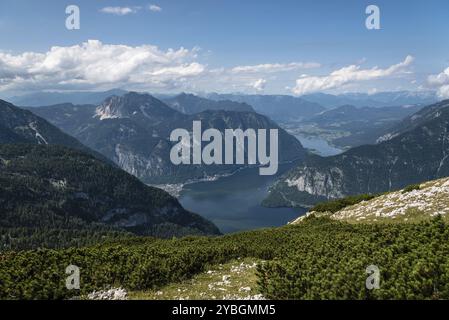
300,104,424,148
7,89,128,107
163,93,255,114
306,104,423,125
264,100,449,208
205,93,326,121
376,100,449,143
302,91,437,108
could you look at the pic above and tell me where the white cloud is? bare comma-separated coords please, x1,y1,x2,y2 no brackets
100,7,140,16
149,4,162,12
438,85,449,98
231,62,320,74
292,55,414,95
251,79,266,91
0,42,323,94
0,40,419,96
0,40,204,92
428,67,449,98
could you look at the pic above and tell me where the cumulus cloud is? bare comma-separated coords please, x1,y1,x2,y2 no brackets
438,86,449,98
231,62,320,74
0,40,204,92
0,41,323,94
292,55,414,95
3,40,414,95
251,79,266,91
100,7,140,16
428,67,449,98
148,4,162,12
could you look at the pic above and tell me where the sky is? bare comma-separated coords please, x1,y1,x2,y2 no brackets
0,0,448,97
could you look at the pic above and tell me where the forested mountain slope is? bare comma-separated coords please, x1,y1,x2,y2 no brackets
0,144,220,249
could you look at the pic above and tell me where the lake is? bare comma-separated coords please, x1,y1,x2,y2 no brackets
178,134,339,234
179,163,306,234
294,135,343,156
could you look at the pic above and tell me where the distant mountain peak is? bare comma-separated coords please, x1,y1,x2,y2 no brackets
95,92,180,122
95,95,124,120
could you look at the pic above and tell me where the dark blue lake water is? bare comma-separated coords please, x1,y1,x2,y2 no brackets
179,135,339,234
179,164,305,234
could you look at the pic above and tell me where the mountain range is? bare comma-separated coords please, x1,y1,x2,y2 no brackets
302,91,437,108
300,104,423,148
30,92,306,184
163,93,255,114
205,93,326,121
8,89,437,112
6,89,128,107
263,99,449,208
0,99,221,248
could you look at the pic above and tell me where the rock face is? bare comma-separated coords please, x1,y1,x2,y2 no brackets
30,92,306,184
264,100,449,208
95,92,182,124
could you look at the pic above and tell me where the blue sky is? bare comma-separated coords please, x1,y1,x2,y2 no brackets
0,0,448,96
